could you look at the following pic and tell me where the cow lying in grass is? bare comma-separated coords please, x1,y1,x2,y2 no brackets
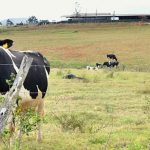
95,60,119,68
86,66,98,70
103,61,119,68
96,63,103,68
0,46,50,144
64,74,84,80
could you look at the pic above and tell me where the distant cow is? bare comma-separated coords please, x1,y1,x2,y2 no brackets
64,74,84,80
64,74,76,79
0,46,50,143
103,61,119,68
107,54,117,61
110,61,119,67
103,61,111,67
87,66,98,70
96,63,103,68
0,39,13,48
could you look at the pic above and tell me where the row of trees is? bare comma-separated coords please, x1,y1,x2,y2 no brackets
0,16,50,26
0,1,83,26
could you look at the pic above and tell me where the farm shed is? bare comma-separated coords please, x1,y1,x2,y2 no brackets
63,13,150,23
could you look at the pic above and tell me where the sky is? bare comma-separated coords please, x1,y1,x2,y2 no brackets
1,0,150,21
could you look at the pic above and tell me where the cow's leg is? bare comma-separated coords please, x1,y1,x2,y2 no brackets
37,100,44,142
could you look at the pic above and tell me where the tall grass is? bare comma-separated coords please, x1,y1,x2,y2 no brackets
1,69,150,149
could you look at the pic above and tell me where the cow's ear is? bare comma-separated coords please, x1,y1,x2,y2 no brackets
3,43,8,49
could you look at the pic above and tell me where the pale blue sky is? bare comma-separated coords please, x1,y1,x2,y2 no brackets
1,0,150,21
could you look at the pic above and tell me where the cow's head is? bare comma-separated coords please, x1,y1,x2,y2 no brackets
0,39,13,48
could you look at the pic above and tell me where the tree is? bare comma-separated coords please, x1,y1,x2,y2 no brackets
0,22,2,26
16,22,24,26
6,19,14,26
27,16,38,25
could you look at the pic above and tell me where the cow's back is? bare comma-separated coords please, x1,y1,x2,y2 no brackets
10,50,50,99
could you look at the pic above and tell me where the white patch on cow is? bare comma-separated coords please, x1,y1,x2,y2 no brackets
19,86,31,101
44,67,49,80
1,47,19,72
18,50,35,53
86,66,98,70
24,50,34,53
12,61,19,72
19,85,42,102
86,66,90,70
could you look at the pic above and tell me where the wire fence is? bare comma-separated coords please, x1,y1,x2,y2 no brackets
0,62,149,149
0,63,50,67
0,61,150,72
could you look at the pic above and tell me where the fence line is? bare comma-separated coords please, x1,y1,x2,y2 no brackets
0,63,149,67
0,64,50,67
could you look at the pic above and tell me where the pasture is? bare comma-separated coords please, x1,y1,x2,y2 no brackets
0,23,150,70
0,23,150,149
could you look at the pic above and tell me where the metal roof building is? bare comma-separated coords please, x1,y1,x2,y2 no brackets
64,13,150,23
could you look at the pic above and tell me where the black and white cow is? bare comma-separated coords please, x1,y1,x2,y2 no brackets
96,63,103,68
0,46,50,143
103,61,110,67
110,61,119,68
107,54,117,61
103,61,119,68
86,66,98,70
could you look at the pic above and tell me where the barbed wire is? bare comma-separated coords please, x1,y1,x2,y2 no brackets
0,62,149,67
0,63,50,67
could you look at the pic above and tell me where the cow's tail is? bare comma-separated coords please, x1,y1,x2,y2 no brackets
43,57,50,74
37,52,50,74
37,53,50,98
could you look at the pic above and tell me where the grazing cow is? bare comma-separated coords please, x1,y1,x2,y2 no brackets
0,47,50,143
107,54,117,61
0,39,13,48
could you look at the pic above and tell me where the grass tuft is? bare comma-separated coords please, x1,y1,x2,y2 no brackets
55,113,85,133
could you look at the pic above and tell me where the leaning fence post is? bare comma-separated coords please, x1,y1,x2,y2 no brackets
0,55,33,133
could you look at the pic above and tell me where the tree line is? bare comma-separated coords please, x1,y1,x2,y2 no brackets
0,16,50,26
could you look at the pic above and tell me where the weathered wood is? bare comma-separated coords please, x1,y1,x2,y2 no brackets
0,55,33,133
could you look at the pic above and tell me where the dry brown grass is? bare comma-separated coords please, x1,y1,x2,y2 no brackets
1,23,150,69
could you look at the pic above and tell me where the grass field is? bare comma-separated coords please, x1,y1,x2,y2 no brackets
1,23,150,70
0,23,150,149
